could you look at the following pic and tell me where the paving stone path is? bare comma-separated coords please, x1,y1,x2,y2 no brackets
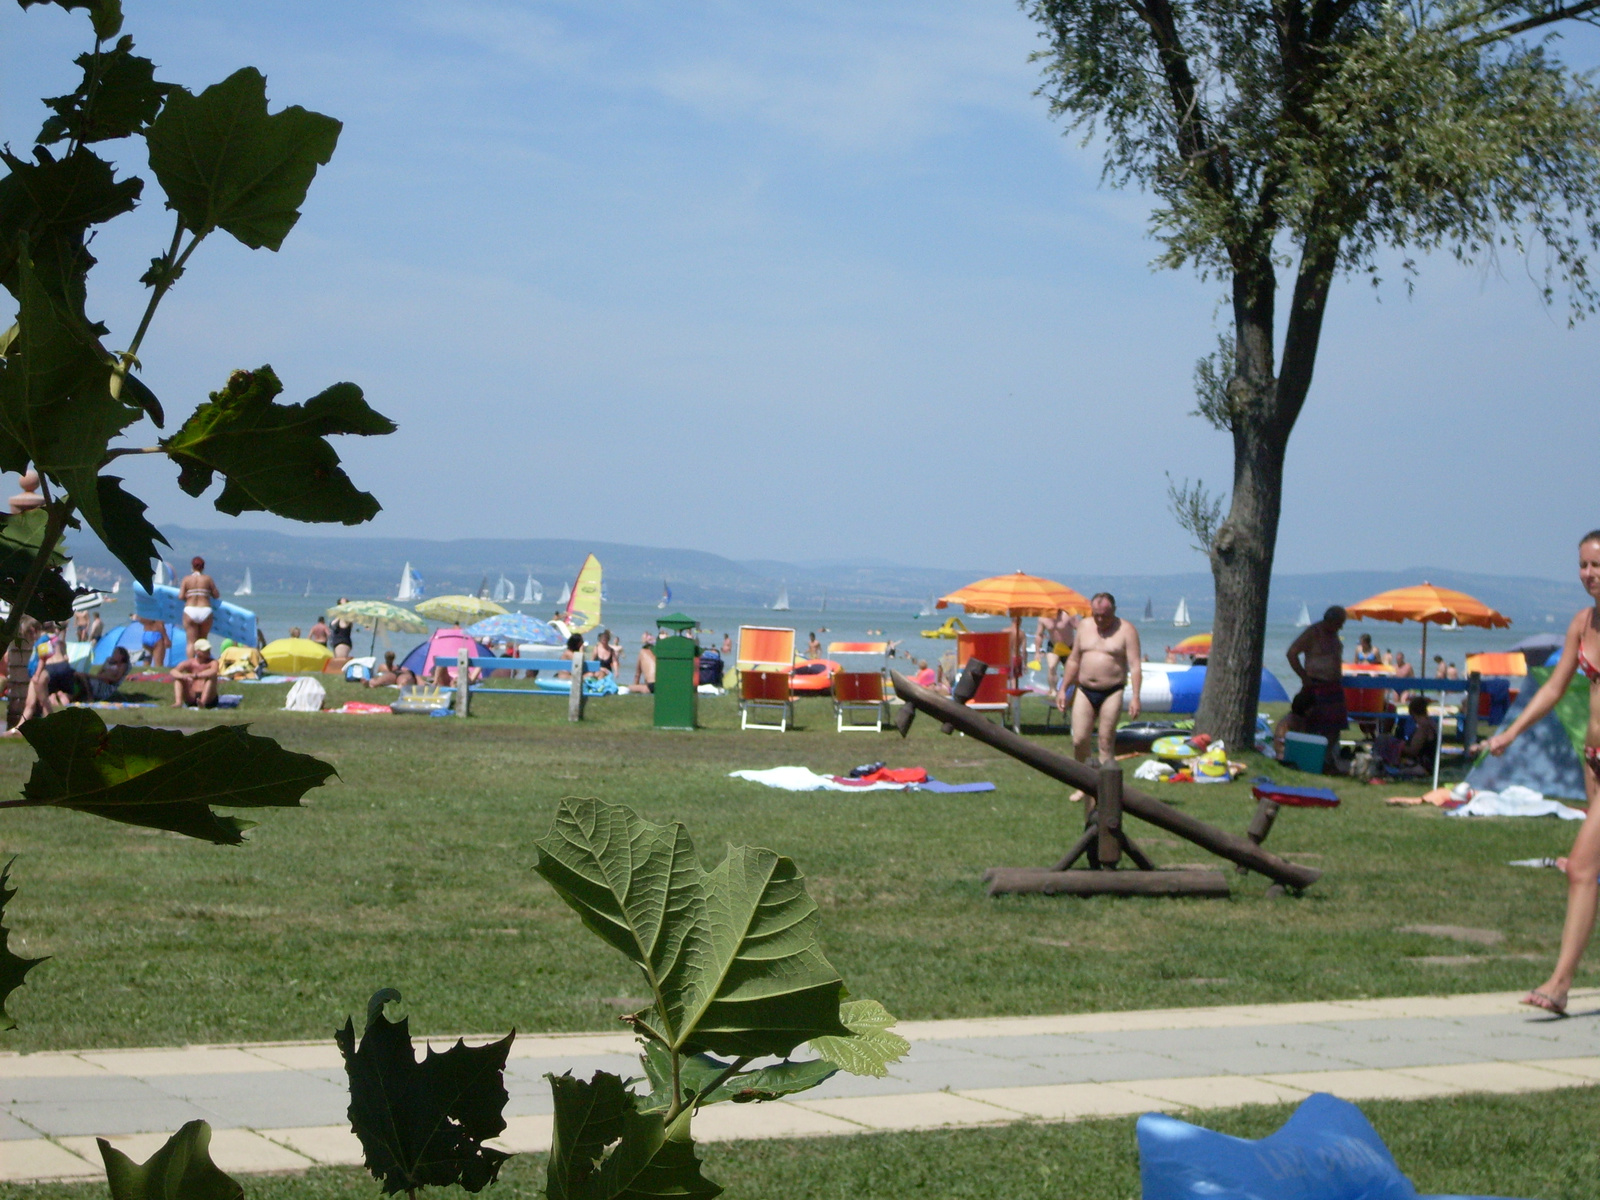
4,988,1599,1183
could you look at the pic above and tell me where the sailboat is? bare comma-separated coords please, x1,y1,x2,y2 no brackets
820,587,827,613
492,574,515,603
234,569,253,597
151,560,170,588
915,595,933,619
1143,597,1154,620
475,574,489,600
1294,601,1311,627
62,561,77,590
565,554,603,634
558,580,571,604
772,583,790,612
1173,597,1191,628
522,572,541,605
396,562,422,602
303,579,311,598
111,578,120,594
658,580,671,610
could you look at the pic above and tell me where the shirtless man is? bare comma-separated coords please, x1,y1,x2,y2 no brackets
1286,605,1347,772
171,639,220,708
634,633,657,693
1057,593,1141,799
1036,608,1079,691
178,557,219,649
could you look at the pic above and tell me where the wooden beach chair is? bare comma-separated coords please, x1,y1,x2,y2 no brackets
737,625,796,731
829,641,889,732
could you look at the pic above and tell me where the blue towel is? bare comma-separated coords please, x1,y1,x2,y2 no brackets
918,780,995,794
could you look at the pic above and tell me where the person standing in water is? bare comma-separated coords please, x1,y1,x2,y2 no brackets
1479,530,1600,1016
1056,593,1141,801
179,556,218,649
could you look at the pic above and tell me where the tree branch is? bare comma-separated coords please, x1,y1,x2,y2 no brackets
1479,0,1600,41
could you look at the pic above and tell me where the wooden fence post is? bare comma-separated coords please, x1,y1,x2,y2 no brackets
569,641,584,723
1096,763,1123,868
455,649,470,718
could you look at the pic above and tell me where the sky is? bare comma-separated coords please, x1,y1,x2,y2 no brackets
2,1,1597,583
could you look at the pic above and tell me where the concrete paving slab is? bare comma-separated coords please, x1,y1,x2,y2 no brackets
0,1136,99,1181
260,1124,364,1166
2,1073,164,1103
79,1048,282,1076
144,1070,350,1129
247,1044,344,1071
62,1128,312,1174
1397,1061,1591,1094
915,1034,1106,1061
0,1111,41,1139
509,1034,638,1059
694,1101,865,1141
793,1091,1018,1131
1160,1042,1367,1076
1291,1039,1500,1071
487,1114,553,1154
1258,1069,1464,1101
1113,1075,1311,1109
1027,1050,1213,1085
0,1054,106,1079
787,1070,948,1100
1522,1056,1600,1080
9,1096,216,1137
957,1082,1177,1120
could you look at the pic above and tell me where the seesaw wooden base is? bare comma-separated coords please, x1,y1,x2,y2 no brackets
982,868,1232,898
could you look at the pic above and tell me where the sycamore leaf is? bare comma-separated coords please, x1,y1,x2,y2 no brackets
534,798,851,1060
17,0,123,41
82,475,168,590
99,1120,242,1200
636,1042,836,1113
808,998,909,1078
0,146,142,310
17,707,333,844
0,859,47,1031
0,510,77,621
39,37,171,145
146,67,339,251
337,989,514,1196
162,366,394,525
547,1070,721,1200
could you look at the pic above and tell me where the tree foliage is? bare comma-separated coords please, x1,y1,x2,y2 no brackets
98,1120,244,1200
0,859,46,1030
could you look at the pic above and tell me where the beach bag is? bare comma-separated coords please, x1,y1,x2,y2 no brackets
284,677,326,712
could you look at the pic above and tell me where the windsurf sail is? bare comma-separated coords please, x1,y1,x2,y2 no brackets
658,580,671,609
566,554,602,633
1173,597,1191,628
234,568,253,597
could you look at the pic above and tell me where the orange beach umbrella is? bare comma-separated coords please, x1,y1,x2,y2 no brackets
1346,583,1509,674
936,571,1091,618
1171,632,1212,657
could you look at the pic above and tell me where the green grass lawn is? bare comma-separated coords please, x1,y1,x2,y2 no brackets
12,1089,1600,1200
0,679,1585,1051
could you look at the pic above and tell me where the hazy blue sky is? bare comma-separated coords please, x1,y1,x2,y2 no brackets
3,1,1596,582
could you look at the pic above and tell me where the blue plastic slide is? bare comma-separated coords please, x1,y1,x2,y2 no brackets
1138,1092,1524,1200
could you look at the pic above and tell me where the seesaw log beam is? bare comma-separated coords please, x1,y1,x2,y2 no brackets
889,670,1321,891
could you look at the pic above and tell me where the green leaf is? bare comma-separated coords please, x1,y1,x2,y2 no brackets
161,366,393,525
98,1119,242,1200
0,510,78,621
0,145,142,310
337,989,514,1196
547,1070,721,1200
81,475,168,590
17,707,334,844
0,859,47,1031
145,67,340,250
0,249,141,496
534,797,851,1059
636,1042,837,1112
17,0,123,42
808,998,910,1078
39,37,171,145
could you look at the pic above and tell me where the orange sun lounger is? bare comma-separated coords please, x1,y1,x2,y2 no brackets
829,641,889,733
738,626,796,731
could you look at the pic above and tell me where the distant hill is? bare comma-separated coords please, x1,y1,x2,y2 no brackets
61,525,1582,626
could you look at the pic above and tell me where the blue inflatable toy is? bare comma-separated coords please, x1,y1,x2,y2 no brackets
1138,1092,1524,1200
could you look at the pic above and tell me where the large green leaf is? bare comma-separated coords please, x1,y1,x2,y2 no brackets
0,146,142,310
98,1120,242,1200
0,859,47,1031
17,0,123,41
145,67,339,251
636,1041,837,1112
0,510,78,621
547,1070,720,1200
533,798,851,1059
39,37,171,145
161,366,394,525
337,989,513,1196
809,998,910,1078
84,475,168,590
16,707,334,844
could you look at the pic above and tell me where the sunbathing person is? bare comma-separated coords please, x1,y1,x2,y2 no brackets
366,651,402,687
1371,697,1437,774
77,648,131,703
171,639,220,709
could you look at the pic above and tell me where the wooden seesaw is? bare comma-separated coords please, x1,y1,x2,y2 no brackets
889,665,1322,898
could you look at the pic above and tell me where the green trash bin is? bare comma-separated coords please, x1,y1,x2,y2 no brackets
653,613,699,730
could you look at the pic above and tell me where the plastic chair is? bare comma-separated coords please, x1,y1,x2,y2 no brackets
738,626,796,730
829,642,888,732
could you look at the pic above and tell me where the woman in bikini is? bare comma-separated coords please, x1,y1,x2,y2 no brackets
178,556,218,649
1479,530,1600,1015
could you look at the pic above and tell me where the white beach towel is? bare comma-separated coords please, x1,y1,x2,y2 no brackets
729,767,908,792
1446,784,1585,821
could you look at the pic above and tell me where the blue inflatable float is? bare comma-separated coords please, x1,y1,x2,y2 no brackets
1138,1092,1523,1200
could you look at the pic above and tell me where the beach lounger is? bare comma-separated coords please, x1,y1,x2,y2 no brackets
829,641,889,733
391,684,452,714
738,626,796,731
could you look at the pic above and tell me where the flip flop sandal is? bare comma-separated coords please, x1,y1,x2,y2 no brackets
1521,989,1569,1017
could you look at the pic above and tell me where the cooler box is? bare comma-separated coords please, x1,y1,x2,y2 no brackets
1282,731,1327,773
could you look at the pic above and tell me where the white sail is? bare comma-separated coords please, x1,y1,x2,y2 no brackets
916,595,932,619
772,582,790,612
1294,601,1311,627
1173,597,1191,628
522,572,541,604
62,561,77,590
152,560,169,587
234,569,253,597
492,574,515,603
396,562,419,602
558,581,571,604
304,579,311,597
111,579,120,594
